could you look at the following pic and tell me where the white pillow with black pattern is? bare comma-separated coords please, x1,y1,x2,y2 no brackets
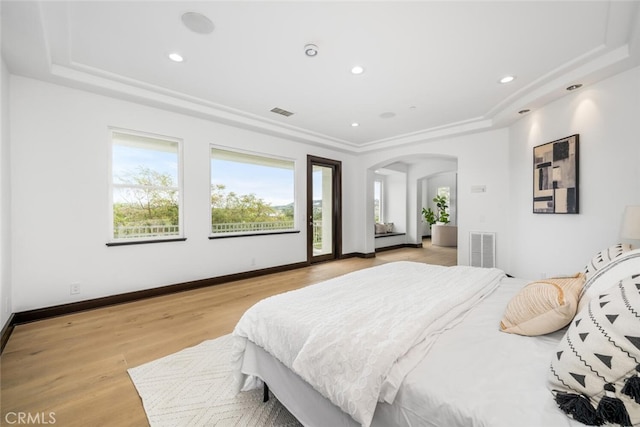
583,243,632,282
549,274,640,426
578,248,640,313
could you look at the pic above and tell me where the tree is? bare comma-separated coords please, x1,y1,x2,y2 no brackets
210,184,292,224
114,166,179,228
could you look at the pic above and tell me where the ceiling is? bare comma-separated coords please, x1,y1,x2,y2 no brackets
2,1,640,153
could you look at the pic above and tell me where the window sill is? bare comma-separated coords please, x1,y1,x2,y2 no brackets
106,237,187,247
375,232,406,238
209,230,301,239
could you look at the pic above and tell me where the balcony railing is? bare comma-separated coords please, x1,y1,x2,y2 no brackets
211,220,295,234
313,221,322,248
114,224,180,239
114,220,320,242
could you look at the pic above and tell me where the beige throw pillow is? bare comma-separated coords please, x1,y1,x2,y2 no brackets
500,273,585,336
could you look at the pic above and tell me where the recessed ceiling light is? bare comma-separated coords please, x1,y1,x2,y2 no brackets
351,122,359,127
181,12,214,34
351,66,364,75
499,75,516,84
304,44,318,57
566,84,583,91
168,53,184,62
380,112,396,119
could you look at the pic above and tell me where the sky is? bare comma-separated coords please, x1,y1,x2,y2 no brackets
113,143,322,207
211,159,295,206
112,144,179,203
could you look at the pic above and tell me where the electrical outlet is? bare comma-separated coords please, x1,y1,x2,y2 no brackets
70,283,80,295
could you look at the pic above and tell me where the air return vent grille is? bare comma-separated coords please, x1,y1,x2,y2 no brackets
470,232,496,268
270,107,294,117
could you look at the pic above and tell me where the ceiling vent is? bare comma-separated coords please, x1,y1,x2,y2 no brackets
270,107,294,117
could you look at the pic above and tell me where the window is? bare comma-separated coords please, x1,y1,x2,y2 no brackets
109,130,183,243
374,179,383,223
437,186,450,209
210,147,295,236
437,186,451,222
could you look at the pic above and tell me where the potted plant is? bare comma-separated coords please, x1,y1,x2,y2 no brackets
422,206,436,227
434,194,450,224
422,194,450,227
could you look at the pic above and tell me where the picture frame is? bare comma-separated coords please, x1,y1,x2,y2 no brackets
533,134,579,214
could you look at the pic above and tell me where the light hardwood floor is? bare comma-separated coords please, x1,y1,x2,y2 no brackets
1,241,456,426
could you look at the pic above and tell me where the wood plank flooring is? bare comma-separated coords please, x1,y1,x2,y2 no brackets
0,241,456,426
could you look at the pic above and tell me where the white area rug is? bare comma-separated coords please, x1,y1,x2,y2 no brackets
128,334,302,427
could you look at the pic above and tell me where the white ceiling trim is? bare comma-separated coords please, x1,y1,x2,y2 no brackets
484,44,610,120
47,36,636,155
39,1,361,152
50,63,362,152
358,118,495,153
491,43,636,128
4,1,639,154
356,42,638,153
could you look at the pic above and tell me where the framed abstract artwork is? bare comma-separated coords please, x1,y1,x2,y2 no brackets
533,134,579,214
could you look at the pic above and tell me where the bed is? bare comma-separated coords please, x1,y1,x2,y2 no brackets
231,246,640,427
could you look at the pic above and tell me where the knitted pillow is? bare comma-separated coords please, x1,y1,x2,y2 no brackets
549,275,640,426
500,274,585,336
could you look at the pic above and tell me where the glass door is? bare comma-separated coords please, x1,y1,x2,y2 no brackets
307,156,341,263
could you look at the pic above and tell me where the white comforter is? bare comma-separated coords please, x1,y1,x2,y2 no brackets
231,261,505,427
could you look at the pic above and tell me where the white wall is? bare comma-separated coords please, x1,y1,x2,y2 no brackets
9,77,359,312
411,157,458,237
507,65,640,280
362,129,511,269
424,172,457,227
373,169,408,250
8,65,639,314
1,58,12,327
366,65,640,276
384,171,407,233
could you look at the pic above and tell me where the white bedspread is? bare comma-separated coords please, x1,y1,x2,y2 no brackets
231,261,505,427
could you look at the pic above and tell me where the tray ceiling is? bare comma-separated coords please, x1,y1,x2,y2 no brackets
2,1,639,152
